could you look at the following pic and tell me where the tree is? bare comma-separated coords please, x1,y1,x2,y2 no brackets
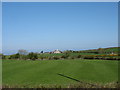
18,49,28,55
53,56,59,60
77,55,81,58
61,53,69,59
2,54,6,59
8,53,20,59
41,51,43,53
27,52,38,60
14,53,20,59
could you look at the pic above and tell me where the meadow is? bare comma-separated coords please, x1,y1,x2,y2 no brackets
2,59,118,88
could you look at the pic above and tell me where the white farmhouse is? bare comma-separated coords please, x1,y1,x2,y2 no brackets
52,49,62,53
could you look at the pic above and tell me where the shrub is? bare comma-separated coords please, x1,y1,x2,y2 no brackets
83,55,94,59
8,53,20,59
53,56,59,60
77,55,81,58
27,52,38,60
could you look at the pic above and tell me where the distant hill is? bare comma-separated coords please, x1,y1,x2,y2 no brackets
78,47,119,55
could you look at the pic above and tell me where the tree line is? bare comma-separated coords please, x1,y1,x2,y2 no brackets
1,52,119,60
1,48,120,61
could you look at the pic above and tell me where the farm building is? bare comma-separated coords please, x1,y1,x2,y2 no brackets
52,49,62,53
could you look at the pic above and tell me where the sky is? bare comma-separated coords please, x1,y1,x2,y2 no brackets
2,0,120,2
0,2,2,54
2,2,118,55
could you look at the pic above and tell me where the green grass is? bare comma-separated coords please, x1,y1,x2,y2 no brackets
3,59,118,88
0,59,2,86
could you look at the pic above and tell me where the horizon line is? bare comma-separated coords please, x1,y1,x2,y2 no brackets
1,46,119,55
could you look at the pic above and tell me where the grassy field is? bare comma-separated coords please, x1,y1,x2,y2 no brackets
2,59,118,88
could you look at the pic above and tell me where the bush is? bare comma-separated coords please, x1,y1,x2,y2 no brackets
27,52,38,60
77,55,81,58
82,55,94,59
20,55,28,60
2,54,6,59
53,56,59,60
8,53,20,59
70,56,75,59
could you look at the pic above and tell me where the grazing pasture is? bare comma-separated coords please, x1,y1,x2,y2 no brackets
2,59,118,88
